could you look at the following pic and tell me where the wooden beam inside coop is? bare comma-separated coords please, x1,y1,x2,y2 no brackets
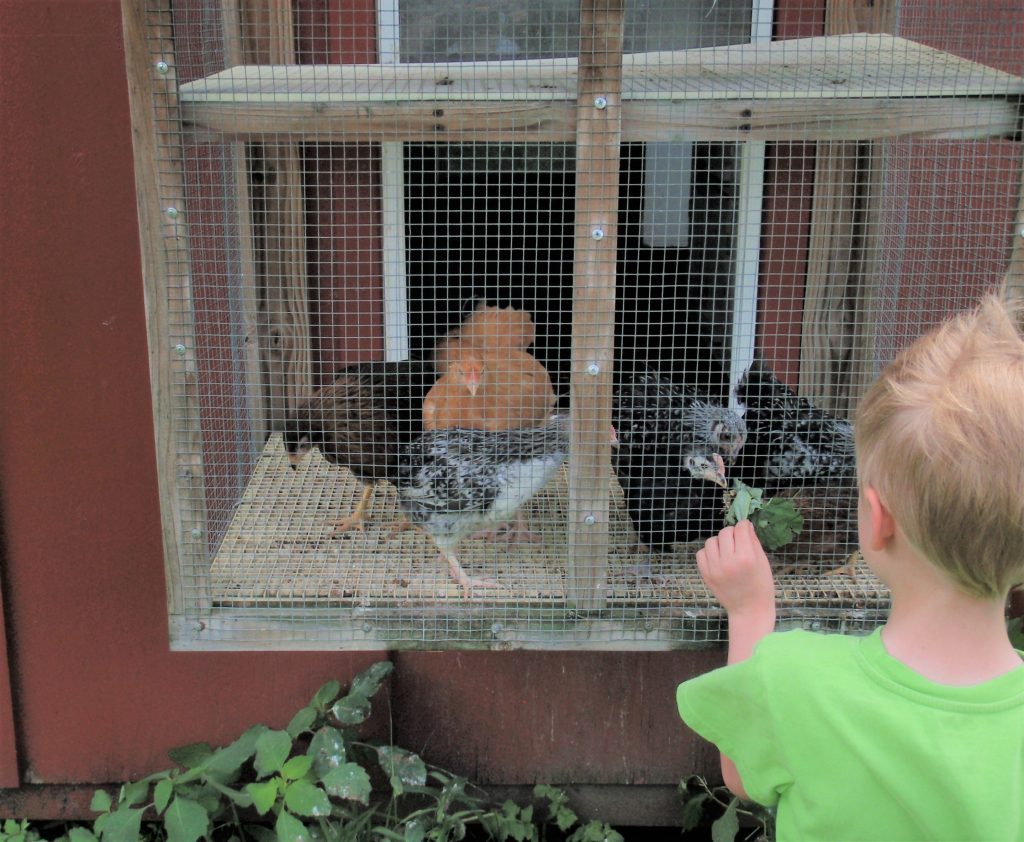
179,35,1024,144
567,0,624,614
182,97,1021,144
800,0,898,416
1008,145,1024,298
224,0,313,438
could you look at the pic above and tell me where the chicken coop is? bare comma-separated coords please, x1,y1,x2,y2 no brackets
122,0,1024,651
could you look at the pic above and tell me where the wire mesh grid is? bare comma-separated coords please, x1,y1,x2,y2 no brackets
130,0,1024,649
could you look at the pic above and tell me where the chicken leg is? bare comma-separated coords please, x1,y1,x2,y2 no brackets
329,483,374,536
441,549,498,597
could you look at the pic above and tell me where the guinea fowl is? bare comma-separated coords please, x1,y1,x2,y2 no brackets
734,357,855,489
396,414,613,596
613,368,747,463
613,445,728,556
283,359,436,534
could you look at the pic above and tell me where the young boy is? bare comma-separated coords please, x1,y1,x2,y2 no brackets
676,294,1024,841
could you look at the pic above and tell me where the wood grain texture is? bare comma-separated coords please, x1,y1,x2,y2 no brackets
1007,150,1024,299
121,0,209,615
223,2,267,447
179,36,1024,103
566,0,625,613
182,96,1020,144
800,0,897,415
229,0,313,434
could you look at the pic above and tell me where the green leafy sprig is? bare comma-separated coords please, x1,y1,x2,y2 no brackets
723,480,804,552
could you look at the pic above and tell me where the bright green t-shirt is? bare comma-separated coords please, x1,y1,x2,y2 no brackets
676,628,1024,841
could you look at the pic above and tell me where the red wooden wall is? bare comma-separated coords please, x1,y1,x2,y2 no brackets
0,2,722,821
1,0,1020,824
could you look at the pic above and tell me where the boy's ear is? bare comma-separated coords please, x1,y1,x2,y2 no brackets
864,486,896,551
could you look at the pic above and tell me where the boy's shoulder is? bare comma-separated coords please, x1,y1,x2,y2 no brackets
751,629,865,682
756,628,862,658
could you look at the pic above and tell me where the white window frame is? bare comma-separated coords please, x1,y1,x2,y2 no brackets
377,0,772,389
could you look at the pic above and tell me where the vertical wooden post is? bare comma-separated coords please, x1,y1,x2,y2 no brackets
800,0,897,416
567,0,624,612
223,0,312,436
121,0,210,616
1006,150,1024,298
222,0,264,449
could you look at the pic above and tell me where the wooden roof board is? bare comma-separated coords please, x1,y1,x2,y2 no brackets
180,34,1024,105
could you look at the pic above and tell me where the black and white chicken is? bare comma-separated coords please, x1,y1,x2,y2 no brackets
397,414,603,596
734,357,856,489
613,445,728,557
613,368,747,463
283,359,436,534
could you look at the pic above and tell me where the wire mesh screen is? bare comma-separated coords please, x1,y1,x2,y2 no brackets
132,0,1024,649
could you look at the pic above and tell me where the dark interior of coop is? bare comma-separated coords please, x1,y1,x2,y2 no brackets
404,141,738,401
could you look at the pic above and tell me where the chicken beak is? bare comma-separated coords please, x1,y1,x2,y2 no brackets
710,453,728,488
288,452,302,470
465,374,480,396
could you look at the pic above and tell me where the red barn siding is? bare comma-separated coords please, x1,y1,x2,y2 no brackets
1,0,1020,822
0,581,17,788
0,4,726,812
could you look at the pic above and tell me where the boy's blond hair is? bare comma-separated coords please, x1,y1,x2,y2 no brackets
854,292,1024,600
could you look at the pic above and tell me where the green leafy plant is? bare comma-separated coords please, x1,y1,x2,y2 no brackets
56,661,621,842
0,819,44,842
678,777,774,842
723,481,803,552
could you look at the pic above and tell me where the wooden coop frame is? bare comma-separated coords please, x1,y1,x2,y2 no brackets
122,0,1024,651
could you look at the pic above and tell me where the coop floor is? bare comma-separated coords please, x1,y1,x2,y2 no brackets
208,436,890,639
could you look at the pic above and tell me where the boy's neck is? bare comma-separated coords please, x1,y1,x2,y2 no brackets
881,554,1021,685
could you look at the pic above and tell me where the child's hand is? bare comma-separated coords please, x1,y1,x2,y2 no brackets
696,520,776,620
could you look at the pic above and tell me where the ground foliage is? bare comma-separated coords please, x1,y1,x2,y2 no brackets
0,663,622,842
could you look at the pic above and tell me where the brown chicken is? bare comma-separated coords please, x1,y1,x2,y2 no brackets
423,348,557,433
433,302,536,376
283,360,436,535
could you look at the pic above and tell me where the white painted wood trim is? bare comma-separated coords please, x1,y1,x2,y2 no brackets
728,0,772,408
378,0,410,361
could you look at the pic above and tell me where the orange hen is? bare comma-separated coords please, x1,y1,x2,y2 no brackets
423,348,556,432
434,302,536,376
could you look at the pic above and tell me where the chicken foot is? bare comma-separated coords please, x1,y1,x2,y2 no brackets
441,550,498,597
329,483,374,536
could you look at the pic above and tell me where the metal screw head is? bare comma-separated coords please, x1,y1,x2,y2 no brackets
362,622,373,633
190,528,202,538
174,343,186,356
583,514,597,525
586,363,600,376
165,206,179,219
490,623,503,636
155,61,170,75
593,96,608,109
591,227,605,241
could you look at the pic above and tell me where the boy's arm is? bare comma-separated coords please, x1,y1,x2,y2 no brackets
696,520,777,800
